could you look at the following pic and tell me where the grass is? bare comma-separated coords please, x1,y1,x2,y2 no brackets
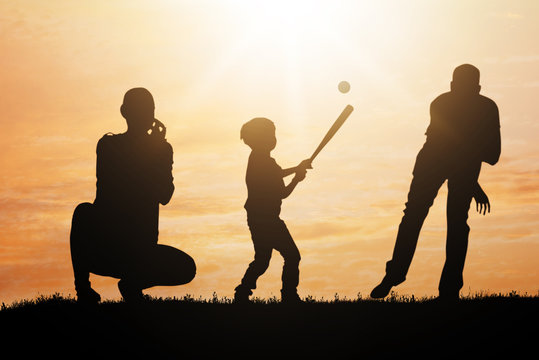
3,288,534,308
1,291,537,358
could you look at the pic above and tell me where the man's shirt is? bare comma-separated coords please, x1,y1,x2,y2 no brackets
424,91,500,165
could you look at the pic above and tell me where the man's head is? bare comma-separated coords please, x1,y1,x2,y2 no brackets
120,87,155,133
450,64,481,95
240,117,277,151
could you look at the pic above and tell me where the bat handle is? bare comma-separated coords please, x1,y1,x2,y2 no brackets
299,158,314,170
310,151,320,163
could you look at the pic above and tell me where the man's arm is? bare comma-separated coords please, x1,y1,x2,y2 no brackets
473,182,490,215
483,102,501,166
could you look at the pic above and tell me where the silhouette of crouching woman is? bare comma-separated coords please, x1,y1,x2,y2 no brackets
70,88,196,304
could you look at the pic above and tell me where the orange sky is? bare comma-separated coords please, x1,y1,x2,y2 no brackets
0,0,538,303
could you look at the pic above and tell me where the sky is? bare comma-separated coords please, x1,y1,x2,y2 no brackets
0,0,538,303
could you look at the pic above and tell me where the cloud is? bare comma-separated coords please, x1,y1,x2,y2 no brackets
488,12,523,19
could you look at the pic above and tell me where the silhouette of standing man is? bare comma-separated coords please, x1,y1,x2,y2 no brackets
70,88,196,304
371,64,501,301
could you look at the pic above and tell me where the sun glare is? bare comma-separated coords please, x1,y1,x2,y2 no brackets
209,1,364,128
225,0,353,64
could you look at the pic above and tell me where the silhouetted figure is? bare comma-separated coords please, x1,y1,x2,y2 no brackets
234,118,311,304
371,64,501,301
70,88,196,304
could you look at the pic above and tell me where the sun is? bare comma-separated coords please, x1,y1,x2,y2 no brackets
215,1,356,62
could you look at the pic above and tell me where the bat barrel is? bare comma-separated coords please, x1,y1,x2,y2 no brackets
310,104,354,161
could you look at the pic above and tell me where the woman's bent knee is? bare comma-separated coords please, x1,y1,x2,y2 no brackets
183,255,197,284
173,251,196,285
72,202,94,225
71,202,95,243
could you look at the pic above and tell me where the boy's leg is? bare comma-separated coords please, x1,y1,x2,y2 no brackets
439,165,480,300
273,220,301,301
235,222,273,299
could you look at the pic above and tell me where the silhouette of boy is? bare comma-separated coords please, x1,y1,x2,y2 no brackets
70,88,196,304
371,64,500,301
234,118,311,303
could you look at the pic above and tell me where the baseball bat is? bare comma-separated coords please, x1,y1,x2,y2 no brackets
310,104,354,162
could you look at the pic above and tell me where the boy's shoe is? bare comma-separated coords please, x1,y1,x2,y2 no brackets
281,290,303,304
76,285,101,305
118,280,145,304
370,276,394,299
233,286,252,304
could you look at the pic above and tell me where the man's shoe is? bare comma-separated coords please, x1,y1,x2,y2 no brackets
370,277,394,299
118,280,145,304
233,286,252,304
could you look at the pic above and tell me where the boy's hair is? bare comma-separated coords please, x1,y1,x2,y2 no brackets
240,117,275,148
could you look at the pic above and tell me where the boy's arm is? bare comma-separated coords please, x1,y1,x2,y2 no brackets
282,159,312,178
282,169,307,199
282,167,298,177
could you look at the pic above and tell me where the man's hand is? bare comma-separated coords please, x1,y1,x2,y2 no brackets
473,186,490,215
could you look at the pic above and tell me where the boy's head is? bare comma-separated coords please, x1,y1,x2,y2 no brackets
240,117,277,151
120,87,155,133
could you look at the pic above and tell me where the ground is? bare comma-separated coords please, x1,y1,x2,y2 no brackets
1,293,537,358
